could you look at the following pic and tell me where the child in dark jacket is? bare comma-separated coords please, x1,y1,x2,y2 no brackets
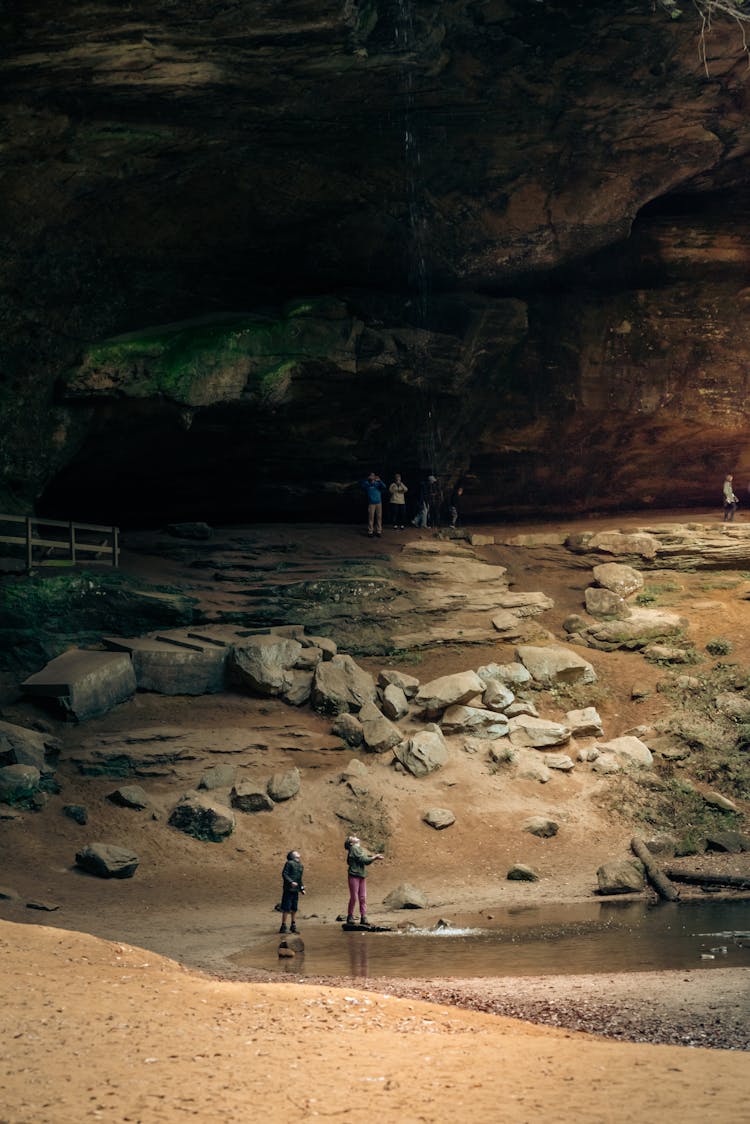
280,850,304,934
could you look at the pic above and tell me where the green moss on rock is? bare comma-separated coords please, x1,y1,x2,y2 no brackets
65,309,357,407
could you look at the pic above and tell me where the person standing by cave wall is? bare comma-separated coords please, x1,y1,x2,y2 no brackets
723,474,739,522
344,834,383,926
388,472,408,529
279,849,305,934
426,474,442,529
360,471,387,537
449,484,464,528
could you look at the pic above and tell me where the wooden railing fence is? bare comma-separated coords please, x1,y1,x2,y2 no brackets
0,514,119,570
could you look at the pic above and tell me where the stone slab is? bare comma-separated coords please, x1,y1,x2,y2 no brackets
22,649,136,721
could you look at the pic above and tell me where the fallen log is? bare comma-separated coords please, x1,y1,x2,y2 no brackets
665,869,750,889
631,836,680,902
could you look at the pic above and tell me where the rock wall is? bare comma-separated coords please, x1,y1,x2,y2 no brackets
3,1,750,522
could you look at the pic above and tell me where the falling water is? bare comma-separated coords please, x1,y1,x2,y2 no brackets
394,0,444,492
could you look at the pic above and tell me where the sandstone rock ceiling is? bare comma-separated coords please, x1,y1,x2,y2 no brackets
3,1,750,524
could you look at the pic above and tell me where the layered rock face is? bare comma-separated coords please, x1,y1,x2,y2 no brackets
3,1,750,522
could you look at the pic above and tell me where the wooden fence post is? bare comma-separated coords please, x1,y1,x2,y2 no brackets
25,516,33,571
69,521,76,565
112,526,119,567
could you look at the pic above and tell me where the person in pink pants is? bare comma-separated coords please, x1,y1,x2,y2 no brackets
344,835,383,926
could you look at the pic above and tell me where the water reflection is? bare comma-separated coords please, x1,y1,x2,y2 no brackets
234,899,750,980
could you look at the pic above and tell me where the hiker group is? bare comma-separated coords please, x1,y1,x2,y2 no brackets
360,470,464,537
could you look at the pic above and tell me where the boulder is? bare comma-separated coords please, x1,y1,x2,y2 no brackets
267,767,300,802
0,720,61,776
507,864,539,882
0,764,40,804
378,669,420,698
562,614,589,635
508,715,571,748
642,833,678,857
169,794,236,840
107,785,149,810
230,783,275,813
22,649,137,721
491,609,526,638
293,647,323,671
477,662,532,687
584,587,629,618
282,669,314,707
512,750,552,783
482,680,515,712
544,753,575,771
595,736,653,768
596,860,645,895
592,753,621,774
422,807,455,830
381,683,409,721
383,883,428,909
643,644,695,663
592,562,644,597
585,531,658,560
504,699,539,718
75,843,139,879
703,791,739,813
198,764,237,790
715,692,750,720
392,727,448,777
705,831,748,853
515,645,597,687
340,758,368,780
311,655,377,715
63,804,88,825
358,702,403,754
523,817,559,838
487,739,515,765
302,635,337,660
442,705,509,738
230,634,302,696
581,608,686,651
331,712,364,747
415,671,486,716
565,707,604,738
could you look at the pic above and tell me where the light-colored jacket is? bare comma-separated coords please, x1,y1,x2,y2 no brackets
389,481,408,505
723,479,738,504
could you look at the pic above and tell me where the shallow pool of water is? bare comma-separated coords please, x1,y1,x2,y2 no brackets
232,899,750,979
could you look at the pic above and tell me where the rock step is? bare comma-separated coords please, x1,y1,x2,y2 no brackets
21,649,136,721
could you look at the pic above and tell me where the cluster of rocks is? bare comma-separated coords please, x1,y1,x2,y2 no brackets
561,561,689,656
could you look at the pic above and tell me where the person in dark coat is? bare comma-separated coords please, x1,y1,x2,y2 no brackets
279,849,305,934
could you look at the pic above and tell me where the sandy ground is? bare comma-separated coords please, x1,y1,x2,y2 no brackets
2,511,750,1121
2,920,749,1124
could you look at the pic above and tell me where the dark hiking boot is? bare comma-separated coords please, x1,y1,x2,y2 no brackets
346,916,355,925
360,917,369,926
279,923,288,934
290,923,298,933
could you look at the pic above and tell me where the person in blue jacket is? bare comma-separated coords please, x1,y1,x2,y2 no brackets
360,472,387,537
